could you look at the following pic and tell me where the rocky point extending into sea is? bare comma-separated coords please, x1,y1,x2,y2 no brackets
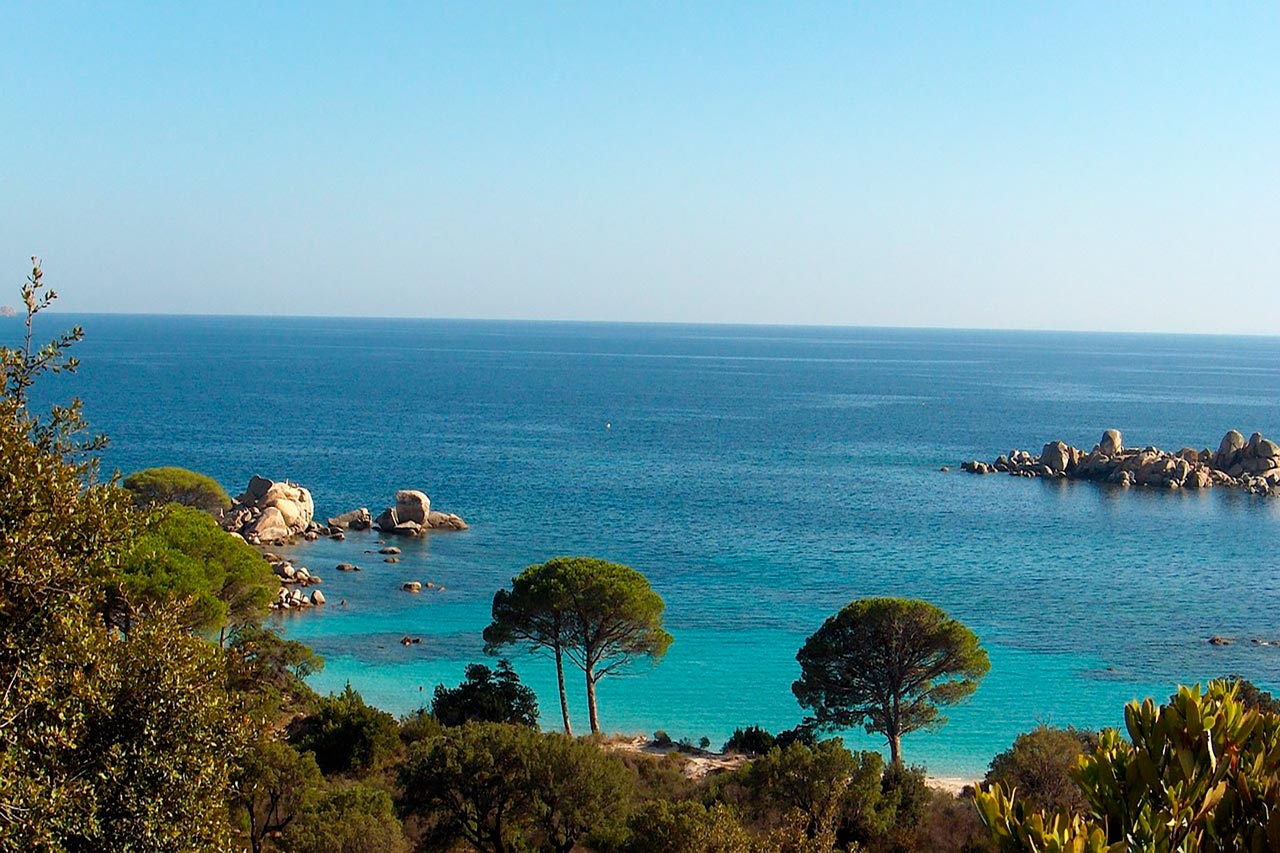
961,429,1280,496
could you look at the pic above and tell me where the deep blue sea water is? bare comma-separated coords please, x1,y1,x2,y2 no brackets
13,316,1280,777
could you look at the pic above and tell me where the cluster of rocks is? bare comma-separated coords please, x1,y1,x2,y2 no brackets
222,478,469,546
222,476,326,545
373,490,469,537
219,480,464,616
1209,636,1280,647
263,552,326,611
961,429,1280,495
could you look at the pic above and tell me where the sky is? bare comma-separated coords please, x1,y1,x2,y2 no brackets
1,2,1277,333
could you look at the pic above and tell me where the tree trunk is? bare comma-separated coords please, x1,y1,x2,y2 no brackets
554,643,573,736
586,668,601,734
888,730,902,766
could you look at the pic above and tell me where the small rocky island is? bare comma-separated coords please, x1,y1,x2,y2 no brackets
220,476,469,546
962,429,1280,496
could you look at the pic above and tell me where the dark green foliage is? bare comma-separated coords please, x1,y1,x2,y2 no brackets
400,722,537,853
869,762,932,851
399,722,631,853
280,783,410,853
984,725,1096,815
724,726,777,756
399,708,446,748
775,724,818,749
619,801,754,853
486,556,672,734
431,660,539,728
226,624,324,722
117,503,275,636
794,597,989,765
230,738,325,853
123,465,232,513
530,732,633,853
288,684,400,776
741,739,884,840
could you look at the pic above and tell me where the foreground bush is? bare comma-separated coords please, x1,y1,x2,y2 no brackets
281,783,410,853
984,725,1096,815
399,722,631,852
976,681,1280,851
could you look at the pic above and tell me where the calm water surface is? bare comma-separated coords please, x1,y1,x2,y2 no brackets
18,316,1280,776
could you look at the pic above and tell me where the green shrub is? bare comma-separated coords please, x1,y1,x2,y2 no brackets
123,466,232,513
431,660,539,728
724,726,777,756
984,725,1096,815
281,783,410,853
288,684,400,776
976,681,1280,851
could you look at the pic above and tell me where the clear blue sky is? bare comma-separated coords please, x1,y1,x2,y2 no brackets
2,2,1277,332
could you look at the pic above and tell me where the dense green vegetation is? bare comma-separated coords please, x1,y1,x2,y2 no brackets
7,264,1280,851
124,465,233,513
432,660,541,727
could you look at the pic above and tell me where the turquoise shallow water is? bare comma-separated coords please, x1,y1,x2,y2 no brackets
15,317,1280,777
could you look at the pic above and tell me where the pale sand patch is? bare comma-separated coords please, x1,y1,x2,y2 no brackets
606,736,979,793
927,776,978,796
605,735,748,780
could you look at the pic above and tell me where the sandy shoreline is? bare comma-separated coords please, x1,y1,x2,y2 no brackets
606,736,979,796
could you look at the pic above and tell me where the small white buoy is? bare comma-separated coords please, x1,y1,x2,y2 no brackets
606,422,612,430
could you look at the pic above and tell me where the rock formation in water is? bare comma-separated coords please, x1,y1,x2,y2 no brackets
961,429,1280,496
327,507,372,531
374,489,469,536
221,475,322,544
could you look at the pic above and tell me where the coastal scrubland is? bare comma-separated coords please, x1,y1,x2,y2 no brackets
6,263,1280,851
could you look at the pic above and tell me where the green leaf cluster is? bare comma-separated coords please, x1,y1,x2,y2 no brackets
976,681,1280,851
117,503,276,635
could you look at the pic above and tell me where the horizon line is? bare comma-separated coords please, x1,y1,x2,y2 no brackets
10,309,1280,341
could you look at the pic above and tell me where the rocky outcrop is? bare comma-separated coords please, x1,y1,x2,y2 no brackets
961,429,1280,496
374,489,469,536
222,476,319,544
327,507,372,531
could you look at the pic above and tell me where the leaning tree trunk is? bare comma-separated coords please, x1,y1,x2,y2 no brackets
554,643,573,736
585,668,601,734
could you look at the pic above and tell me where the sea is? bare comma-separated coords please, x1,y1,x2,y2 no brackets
13,315,1280,777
